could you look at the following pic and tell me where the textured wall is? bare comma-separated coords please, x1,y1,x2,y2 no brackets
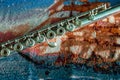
0,0,120,80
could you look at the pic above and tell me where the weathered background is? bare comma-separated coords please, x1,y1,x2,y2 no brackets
0,0,120,80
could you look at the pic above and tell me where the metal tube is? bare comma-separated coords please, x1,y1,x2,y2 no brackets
0,4,120,56
80,4,120,27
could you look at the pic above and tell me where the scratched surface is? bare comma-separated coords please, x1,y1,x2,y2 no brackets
0,0,120,80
